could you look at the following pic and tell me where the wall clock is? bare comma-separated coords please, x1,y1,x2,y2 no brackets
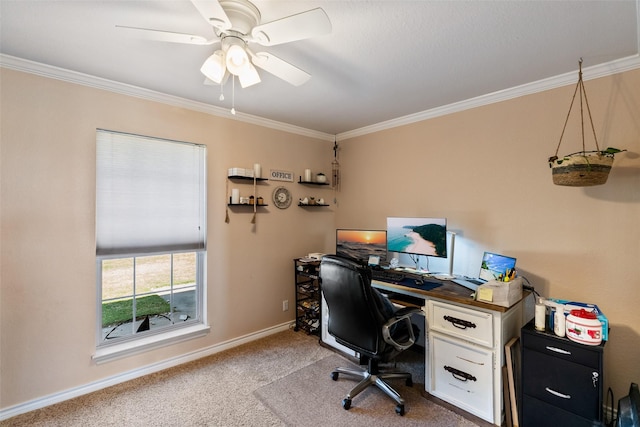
272,186,292,209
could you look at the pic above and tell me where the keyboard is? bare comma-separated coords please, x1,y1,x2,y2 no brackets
451,277,484,292
370,268,406,283
371,268,444,290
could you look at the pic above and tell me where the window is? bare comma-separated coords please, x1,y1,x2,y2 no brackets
96,129,207,354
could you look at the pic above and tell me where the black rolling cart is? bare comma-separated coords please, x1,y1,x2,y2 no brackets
520,320,605,427
293,258,321,336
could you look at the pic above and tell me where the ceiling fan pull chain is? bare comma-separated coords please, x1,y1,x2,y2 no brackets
219,82,225,101
231,75,236,115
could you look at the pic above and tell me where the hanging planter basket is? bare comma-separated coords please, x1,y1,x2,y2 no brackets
548,59,624,187
550,150,614,186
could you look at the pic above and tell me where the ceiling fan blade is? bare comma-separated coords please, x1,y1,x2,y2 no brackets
251,8,331,46
116,25,214,45
191,0,232,31
250,51,310,86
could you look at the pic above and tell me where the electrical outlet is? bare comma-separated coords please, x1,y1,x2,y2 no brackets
282,300,289,311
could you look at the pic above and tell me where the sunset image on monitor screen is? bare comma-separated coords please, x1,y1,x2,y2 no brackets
336,229,387,262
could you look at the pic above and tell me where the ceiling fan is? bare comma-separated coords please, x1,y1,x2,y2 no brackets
118,0,331,88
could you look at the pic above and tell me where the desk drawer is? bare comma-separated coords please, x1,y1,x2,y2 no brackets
431,333,494,422
522,348,601,419
522,394,597,427
429,300,493,347
522,328,601,369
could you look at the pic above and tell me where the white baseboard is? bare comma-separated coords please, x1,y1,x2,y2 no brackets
0,322,291,421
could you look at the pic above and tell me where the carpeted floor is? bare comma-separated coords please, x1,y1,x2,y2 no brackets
1,329,485,426
255,353,479,426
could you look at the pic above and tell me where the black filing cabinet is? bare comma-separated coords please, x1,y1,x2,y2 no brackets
520,321,605,427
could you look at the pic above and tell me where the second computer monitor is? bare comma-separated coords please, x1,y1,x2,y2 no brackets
386,217,447,258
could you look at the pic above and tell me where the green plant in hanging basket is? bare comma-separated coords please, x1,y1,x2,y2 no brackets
548,148,625,187
549,59,625,187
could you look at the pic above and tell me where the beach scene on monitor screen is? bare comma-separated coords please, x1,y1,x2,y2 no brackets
387,218,447,257
478,254,516,281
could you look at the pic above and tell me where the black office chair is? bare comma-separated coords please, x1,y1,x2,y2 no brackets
319,255,421,416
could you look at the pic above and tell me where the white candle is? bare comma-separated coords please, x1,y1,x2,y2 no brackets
253,163,261,178
304,169,311,182
535,303,546,331
554,304,566,337
231,188,240,204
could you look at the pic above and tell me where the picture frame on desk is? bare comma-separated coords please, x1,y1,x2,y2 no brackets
503,365,513,427
505,336,520,427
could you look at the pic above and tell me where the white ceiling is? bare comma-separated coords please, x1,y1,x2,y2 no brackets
1,0,639,138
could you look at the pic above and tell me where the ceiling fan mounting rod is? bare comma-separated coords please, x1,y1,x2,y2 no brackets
218,0,260,36
221,33,248,50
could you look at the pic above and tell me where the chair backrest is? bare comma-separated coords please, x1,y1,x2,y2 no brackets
320,255,390,357
617,383,640,427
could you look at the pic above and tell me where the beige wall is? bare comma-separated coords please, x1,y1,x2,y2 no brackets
0,69,334,408
336,68,640,401
1,65,639,412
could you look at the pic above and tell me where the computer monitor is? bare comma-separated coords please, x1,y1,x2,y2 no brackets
386,217,447,258
335,229,387,265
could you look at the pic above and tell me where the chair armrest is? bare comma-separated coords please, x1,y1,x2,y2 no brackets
393,306,421,318
382,307,421,351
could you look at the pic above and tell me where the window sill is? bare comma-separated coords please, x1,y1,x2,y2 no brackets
93,323,210,365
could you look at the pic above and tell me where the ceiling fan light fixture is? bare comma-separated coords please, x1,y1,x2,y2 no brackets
238,63,261,88
200,50,226,83
225,43,251,76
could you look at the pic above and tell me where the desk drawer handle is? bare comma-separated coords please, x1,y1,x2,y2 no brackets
545,346,571,355
443,315,476,330
545,387,571,399
444,365,477,382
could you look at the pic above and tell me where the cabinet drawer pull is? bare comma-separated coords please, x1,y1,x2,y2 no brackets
443,315,476,330
545,346,571,355
545,387,571,399
444,365,477,382
457,356,485,366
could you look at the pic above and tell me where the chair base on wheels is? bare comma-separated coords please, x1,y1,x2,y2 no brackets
330,361,413,416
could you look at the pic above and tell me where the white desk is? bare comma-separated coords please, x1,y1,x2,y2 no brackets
370,278,531,426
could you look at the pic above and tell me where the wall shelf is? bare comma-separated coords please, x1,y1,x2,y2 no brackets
298,204,330,207
228,175,268,182
298,178,329,186
226,171,267,223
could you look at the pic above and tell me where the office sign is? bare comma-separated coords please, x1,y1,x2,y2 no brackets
270,169,294,182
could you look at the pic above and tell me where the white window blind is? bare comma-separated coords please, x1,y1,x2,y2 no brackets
96,129,206,256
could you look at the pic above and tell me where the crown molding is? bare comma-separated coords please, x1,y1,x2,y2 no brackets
2,53,639,143
0,54,335,142
336,54,640,141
